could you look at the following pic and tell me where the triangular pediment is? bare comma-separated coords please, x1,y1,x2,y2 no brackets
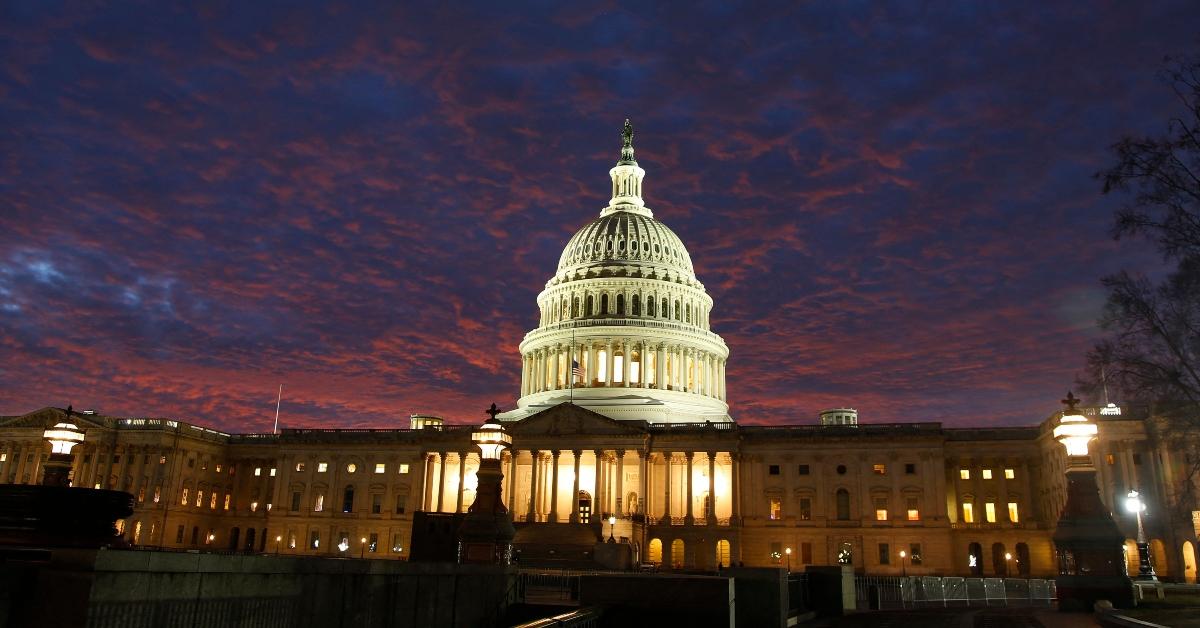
507,403,647,437
0,407,110,430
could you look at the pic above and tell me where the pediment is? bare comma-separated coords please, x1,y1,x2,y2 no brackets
0,407,110,430
507,403,647,437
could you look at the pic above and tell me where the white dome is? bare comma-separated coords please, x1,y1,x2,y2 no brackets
557,211,695,277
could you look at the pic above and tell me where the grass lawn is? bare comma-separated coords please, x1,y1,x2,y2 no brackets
1119,593,1200,627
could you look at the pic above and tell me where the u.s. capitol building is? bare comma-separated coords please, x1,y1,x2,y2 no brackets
2,124,1198,581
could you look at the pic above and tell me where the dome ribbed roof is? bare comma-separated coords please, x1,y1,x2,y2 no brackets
556,210,694,275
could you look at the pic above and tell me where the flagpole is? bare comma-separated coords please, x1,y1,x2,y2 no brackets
273,384,283,434
570,328,575,404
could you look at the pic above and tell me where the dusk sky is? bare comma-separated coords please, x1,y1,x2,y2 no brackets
1,2,1196,431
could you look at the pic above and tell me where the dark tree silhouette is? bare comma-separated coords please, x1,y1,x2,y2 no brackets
1087,54,1200,516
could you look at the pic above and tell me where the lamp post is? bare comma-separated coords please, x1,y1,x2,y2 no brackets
275,535,282,556
42,407,86,487
1005,552,1012,577
457,403,516,564
785,547,792,573
360,536,367,559
899,550,907,577
1051,391,1134,610
1125,490,1158,581
608,515,617,543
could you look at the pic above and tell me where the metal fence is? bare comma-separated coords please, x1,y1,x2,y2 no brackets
854,576,1056,610
510,607,604,628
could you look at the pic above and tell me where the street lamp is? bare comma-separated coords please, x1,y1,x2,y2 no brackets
1125,490,1158,581
1005,552,1012,577
785,547,792,573
899,550,907,577
457,403,516,564
360,536,367,559
42,407,86,487
274,535,282,556
608,515,617,543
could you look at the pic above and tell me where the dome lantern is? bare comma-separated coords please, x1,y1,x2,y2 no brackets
604,119,650,216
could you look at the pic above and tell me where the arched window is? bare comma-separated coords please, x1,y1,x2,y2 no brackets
632,294,640,315
571,297,579,318
245,527,256,553
671,539,686,568
647,297,655,317
578,491,592,523
228,527,240,551
968,542,983,576
661,298,669,319
836,489,850,520
674,300,681,321
616,294,625,315
601,294,609,315
685,303,691,323
342,485,355,513
992,542,1007,576
716,540,731,568
586,295,594,316
1016,543,1030,576
648,538,663,564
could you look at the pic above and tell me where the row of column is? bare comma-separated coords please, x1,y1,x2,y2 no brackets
521,341,726,401
539,291,711,330
516,449,640,523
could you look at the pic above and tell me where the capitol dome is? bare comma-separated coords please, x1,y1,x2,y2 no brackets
502,120,731,425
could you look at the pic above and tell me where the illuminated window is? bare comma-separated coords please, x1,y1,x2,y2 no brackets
985,502,997,523
137,487,145,503
310,531,320,549
288,532,296,549
769,498,782,520
962,502,975,523
1004,468,1015,479
1,453,7,462
1105,454,1115,465
873,464,886,475
295,462,306,472
160,455,167,464
906,496,920,521
224,494,231,510
251,502,258,512
153,486,161,504
909,544,922,565
209,493,217,509
982,469,993,480
398,464,410,474
874,497,888,521
254,467,262,476
195,490,203,507
374,463,386,474
269,468,276,477
314,495,324,512
369,532,378,553
1008,502,1020,523
317,462,328,473
215,465,222,474
181,488,188,505
960,469,970,480
266,503,272,511
346,464,357,474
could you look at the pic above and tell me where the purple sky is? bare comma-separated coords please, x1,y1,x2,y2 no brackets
1,2,1195,431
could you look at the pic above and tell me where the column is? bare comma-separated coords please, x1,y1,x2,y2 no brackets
731,453,741,523
638,451,648,515
656,344,666,390
707,452,716,524
685,452,695,525
549,450,561,523
551,345,560,390
455,452,467,513
605,341,614,386
616,450,626,516
589,343,599,386
622,340,630,387
505,451,516,510
662,453,673,524
435,452,447,512
592,449,603,520
571,450,581,523
526,450,540,522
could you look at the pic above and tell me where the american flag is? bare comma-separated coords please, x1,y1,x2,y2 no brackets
572,359,585,381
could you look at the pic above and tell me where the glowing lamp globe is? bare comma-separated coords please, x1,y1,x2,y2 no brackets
472,418,511,460
1053,392,1097,457
1125,490,1145,513
43,420,85,454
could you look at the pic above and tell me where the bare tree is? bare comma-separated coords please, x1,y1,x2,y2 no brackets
1087,54,1200,518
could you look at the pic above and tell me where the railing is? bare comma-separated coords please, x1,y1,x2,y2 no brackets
670,516,686,526
647,422,736,431
511,606,604,628
741,423,944,436
522,317,727,346
853,576,1056,610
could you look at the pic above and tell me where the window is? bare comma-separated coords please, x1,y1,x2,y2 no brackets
195,490,203,507
176,525,184,544
768,498,782,520
160,455,167,464
873,464,886,475
395,495,406,514
270,468,276,477
368,532,378,553
250,501,258,512
371,494,382,514
314,495,324,512
962,502,975,523
215,465,222,474
288,532,296,549
1106,453,1115,465
836,489,850,520
1132,453,1142,465
346,463,357,473
960,469,970,480
255,467,262,476
905,463,916,475
985,502,997,523
799,498,812,521
374,463,386,474
342,486,355,513
137,487,145,503
224,495,231,510
909,544,922,565
295,462,306,472
153,486,161,504
187,458,195,468
398,464,410,474
879,543,891,565
836,465,847,475
874,497,888,521
181,488,189,505
317,462,328,473
1007,502,1020,523
906,496,920,521
291,491,302,512
210,493,217,509
1004,468,1015,479
768,465,780,476
801,542,813,564
798,464,810,475
310,531,320,549
982,469,993,480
